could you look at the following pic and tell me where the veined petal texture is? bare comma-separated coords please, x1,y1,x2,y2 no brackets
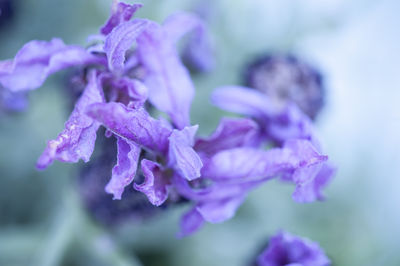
105,136,141,200
101,2,142,35
0,38,104,91
37,70,104,169
137,21,195,129
86,102,171,154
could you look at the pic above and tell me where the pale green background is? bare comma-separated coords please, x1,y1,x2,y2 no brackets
1,0,399,265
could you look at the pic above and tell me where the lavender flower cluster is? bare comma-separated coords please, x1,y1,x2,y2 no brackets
0,1,334,247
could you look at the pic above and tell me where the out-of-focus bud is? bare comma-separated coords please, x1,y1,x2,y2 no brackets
244,54,325,120
0,0,14,27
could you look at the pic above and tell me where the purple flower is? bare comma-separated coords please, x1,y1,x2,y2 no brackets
37,70,104,169
257,231,331,266
86,102,203,204
0,1,335,237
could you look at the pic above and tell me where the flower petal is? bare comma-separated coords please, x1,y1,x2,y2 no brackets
211,85,277,118
292,163,336,203
196,195,246,224
134,159,169,206
168,125,203,181
0,38,104,91
105,136,141,200
195,117,260,156
104,19,149,73
137,21,195,129
111,77,148,106
163,12,205,43
100,2,142,35
202,147,298,181
268,103,320,147
86,102,171,153
36,70,104,169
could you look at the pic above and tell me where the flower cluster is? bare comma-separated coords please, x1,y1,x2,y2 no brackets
256,231,331,266
0,2,335,236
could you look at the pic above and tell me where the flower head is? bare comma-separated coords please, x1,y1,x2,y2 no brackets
257,231,331,266
0,1,335,236
244,54,325,120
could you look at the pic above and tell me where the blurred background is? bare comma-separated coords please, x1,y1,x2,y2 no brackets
1,0,399,265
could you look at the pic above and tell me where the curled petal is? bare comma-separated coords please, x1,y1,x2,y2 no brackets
105,136,141,200
104,19,149,73
211,86,276,118
268,104,320,147
0,38,104,92
182,30,215,73
86,102,171,153
168,125,203,181
163,12,215,73
134,159,169,206
284,139,328,183
137,22,194,129
36,70,104,169
163,12,205,43
282,139,331,202
292,163,336,203
101,2,142,35
195,117,260,156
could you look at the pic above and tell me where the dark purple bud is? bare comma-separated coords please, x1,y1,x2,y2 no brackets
0,0,14,28
244,54,325,120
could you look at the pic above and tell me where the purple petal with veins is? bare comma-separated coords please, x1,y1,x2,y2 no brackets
134,159,169,206
168,125,203,181
195,117,260,156
101,2,142,35
86,102,171,153
105,136,141,200
137,21,195,129
104,19,149,73
0,38,104,92
37,70,104,169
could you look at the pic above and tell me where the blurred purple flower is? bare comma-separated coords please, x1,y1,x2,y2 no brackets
257,231,330,266
244,54,325,120
0,1,335,237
